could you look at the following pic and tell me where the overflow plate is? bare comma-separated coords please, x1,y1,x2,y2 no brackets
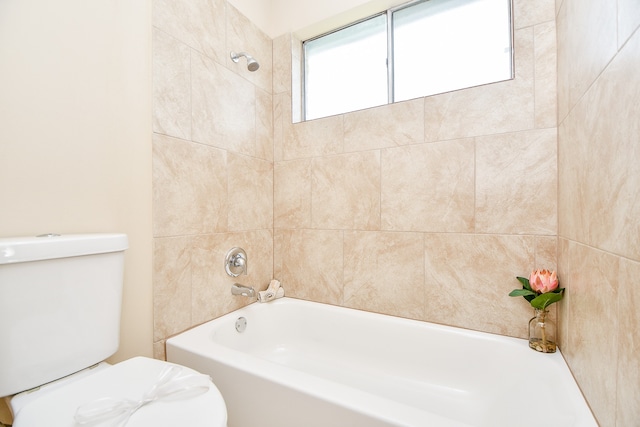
235,317,247,333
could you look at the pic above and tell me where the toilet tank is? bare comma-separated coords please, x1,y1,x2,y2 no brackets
0,233,128,397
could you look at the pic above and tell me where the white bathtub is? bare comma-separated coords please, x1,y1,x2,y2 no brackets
166,298,597,427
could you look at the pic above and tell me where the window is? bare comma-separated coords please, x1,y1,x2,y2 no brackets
303,0,513,121
304,14,388,120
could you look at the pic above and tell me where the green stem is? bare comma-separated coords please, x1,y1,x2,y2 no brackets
539,310,548,352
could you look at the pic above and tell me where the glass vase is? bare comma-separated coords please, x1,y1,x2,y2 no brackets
529,308,556,353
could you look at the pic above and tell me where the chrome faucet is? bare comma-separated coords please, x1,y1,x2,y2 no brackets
231,283,255,298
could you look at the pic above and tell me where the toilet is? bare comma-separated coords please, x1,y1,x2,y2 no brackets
0,233,227,427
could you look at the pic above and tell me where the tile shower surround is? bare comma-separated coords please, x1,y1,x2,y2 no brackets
152,0,640,425
556,0,640,425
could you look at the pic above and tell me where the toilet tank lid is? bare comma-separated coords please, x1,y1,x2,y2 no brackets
0,233,128,264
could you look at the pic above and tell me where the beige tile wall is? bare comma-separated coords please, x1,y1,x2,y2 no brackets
152,0,274,358
273,0,558,340
557,0,640,424
151,0,640,424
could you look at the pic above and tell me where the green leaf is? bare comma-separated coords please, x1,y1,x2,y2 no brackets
530,291,564,310
517,276,533,292
509,289,536,298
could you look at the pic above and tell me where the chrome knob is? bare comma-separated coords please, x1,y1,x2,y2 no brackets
225,247,247,277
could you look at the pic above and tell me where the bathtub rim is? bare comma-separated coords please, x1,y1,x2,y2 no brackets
167,297,597,427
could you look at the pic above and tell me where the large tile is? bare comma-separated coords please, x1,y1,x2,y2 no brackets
227,153,273,231
557,118,588,244
555,2,570,121
153,29,191,140
274,229,343,305
513,0,555,29
587,30,640,260
534,21,557,128
535,236,557,270
343,99,424,152
311,151,381,230
256,88,274,161
616,257,640,426
559,30,640,260
556,0,617,120
423,28,534,141
153,236,192,341
283,114,344,160
274,159,312,229
343,231,424,319
153,0,225,63
191,51,256,156
189,234,228,326
476,129,557,235
290,36,303,123
226,4,272,94
152,134,227,236
565,242,619,427
557,238,570,351
381,139,475,232
423,233,536,337
272,92,289,161
153,341,166,361
272,34,292,95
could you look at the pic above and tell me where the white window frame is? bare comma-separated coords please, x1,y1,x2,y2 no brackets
302,0,514,121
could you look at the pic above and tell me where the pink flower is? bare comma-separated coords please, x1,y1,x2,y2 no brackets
529,269,559,293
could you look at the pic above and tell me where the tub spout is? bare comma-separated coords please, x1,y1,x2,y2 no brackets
231,283,255,298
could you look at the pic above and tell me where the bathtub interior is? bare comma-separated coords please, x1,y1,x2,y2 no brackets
167,298,595,427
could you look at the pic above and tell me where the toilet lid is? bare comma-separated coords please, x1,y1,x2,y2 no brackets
12,357,227,427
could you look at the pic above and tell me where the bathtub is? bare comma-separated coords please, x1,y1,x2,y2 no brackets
166,298,597,427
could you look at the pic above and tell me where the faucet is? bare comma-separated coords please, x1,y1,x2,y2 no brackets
231,283,255,298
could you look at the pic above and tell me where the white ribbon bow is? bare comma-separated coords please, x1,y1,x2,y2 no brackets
74,365,211,426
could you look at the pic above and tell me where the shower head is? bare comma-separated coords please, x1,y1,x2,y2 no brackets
230,51,260,72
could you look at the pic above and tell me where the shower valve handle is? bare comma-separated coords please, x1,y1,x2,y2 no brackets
225,247,247,277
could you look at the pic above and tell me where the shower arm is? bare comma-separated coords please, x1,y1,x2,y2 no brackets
230,51,260,72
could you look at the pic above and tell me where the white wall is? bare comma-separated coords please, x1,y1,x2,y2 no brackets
229,0,407,39
0,0,153,363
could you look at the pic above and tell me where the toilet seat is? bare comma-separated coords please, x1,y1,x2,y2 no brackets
11,357,227,427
